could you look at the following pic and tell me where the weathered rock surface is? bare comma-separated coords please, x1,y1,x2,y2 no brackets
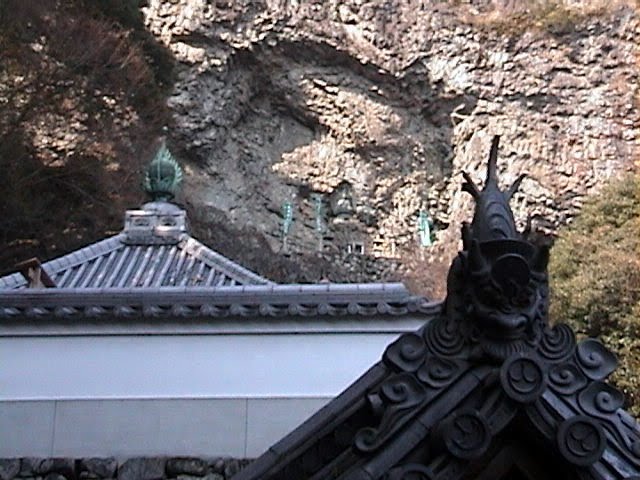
140,1,639,292
2,2,638,292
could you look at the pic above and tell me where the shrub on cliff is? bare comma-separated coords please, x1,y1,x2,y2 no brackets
550,173,640,413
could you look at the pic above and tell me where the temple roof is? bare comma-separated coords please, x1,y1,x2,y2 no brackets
0,145,432,321
0,197,432,322
2,143,271,290
0,200,272,290
0,205,431,319
0,201,430,321
232,323,640,480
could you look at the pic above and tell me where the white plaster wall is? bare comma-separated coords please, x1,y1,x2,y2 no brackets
0,332,400,400
0,329,413,457
0,397,330,458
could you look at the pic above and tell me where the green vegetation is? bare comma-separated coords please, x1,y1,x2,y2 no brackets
550,173,640,413
467,0,636,36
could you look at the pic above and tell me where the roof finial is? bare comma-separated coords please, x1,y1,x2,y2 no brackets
143,140,183,202
462,135,523,242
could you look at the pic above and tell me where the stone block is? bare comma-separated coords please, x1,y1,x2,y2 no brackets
223,460,240,479
175,475,222,480
20,458,43,477
37,459,74,478
0,459,20,480
165,458,207,477
175,476,218,480
207,459,225,475
44,474,68,480
118,458,165,480
79,458,117,479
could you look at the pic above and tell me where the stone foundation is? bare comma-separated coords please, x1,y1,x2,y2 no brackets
0,457,252,480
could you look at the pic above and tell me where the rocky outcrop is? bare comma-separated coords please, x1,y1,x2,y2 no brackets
1,1,637,290
141,1,638,291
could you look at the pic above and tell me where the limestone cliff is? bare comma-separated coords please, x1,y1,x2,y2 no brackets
142,0,639,293
1,1,638,296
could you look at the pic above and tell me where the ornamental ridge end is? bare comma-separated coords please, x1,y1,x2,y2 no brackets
143,139,184,202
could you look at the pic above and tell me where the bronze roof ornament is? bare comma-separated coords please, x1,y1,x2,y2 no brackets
143,140,184,202
233,136,640,480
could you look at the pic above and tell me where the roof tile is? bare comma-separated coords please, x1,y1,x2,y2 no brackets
0,209,272,290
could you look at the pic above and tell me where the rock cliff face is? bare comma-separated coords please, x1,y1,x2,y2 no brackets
141,0,639,293
1,2,637,291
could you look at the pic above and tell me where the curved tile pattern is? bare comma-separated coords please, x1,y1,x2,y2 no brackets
0,284,439,320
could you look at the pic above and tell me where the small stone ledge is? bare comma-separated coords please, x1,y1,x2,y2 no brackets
0,457,252,480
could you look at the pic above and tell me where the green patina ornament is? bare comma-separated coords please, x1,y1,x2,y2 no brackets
143,141,183,201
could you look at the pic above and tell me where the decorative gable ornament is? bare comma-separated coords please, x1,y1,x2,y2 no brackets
143,141,184,202
233,137,640,480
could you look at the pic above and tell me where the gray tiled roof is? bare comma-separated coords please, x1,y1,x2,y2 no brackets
0,201,434,322
0,201,272,290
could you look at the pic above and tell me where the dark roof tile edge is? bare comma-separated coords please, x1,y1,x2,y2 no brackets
0,285,440,320
0,282,414,299
0,299,439,320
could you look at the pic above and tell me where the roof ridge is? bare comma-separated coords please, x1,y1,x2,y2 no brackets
0,286,437,320
180,236,274,285
44,234,125,274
